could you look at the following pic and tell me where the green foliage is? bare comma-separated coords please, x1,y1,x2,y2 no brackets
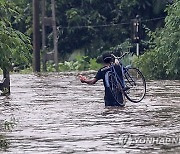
0,0,32,71
135,0,180,79
46,61,56,72
58,61,80,72
55,0,168,57
9,0,170,72
46,55,102,72
9,0,173,73
18,66,33,74
75,55,90,70
89,58,102,70
110,39,133,53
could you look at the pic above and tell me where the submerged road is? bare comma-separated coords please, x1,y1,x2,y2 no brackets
0,73,180,154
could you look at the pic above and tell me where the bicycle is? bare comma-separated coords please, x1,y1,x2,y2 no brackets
105,50,146,105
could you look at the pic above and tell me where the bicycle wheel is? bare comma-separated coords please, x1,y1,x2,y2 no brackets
123,67,146,103
105,71,125,106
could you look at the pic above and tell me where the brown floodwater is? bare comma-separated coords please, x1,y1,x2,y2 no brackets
0,73,180,154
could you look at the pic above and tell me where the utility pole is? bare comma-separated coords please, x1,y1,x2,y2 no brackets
41,0,59,72
51,0,59,71
33,0,40,72
131,15,142,56
42,0,47,71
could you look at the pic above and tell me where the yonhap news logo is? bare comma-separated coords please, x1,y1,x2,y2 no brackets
119,133,180,147
119,133,132,147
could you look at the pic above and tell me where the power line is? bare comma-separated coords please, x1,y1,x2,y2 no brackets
57,16,166,30
142,16,166,23
58,21,130,30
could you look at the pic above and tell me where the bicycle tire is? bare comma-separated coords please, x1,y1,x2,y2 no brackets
123,67,146,103
105,71,125,106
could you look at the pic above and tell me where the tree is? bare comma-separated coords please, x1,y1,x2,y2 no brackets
11,0,169,61
9,0,170,71
54,0,168,59
135,0,180,79
0,0,32,94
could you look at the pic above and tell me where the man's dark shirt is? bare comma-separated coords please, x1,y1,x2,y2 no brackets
95,64,124,106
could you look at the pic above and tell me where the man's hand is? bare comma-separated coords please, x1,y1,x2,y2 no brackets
79,75,87,83
79,75,97,85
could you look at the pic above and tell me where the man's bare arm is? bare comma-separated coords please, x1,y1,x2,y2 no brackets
79,75,97,85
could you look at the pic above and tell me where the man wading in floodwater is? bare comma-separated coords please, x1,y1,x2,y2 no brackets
79,52,124,107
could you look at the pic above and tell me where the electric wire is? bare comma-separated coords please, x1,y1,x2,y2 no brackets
57,16,166,30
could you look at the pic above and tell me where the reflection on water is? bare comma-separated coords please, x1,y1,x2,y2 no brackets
0,73,180,153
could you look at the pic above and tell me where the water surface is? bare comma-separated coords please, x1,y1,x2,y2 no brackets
0,73,180,154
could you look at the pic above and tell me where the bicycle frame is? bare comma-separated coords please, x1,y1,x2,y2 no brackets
106,50,146,103
110,64,125,89
110,51,137,90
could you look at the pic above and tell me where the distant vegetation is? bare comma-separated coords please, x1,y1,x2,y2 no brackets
0,0,179,79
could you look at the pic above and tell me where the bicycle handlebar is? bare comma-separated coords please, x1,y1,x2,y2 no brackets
111,50,132,60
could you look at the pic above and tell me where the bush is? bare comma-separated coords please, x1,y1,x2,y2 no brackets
135,0,180,80
45,56,102,72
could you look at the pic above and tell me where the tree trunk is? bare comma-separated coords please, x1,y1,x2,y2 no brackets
0,69,10,95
